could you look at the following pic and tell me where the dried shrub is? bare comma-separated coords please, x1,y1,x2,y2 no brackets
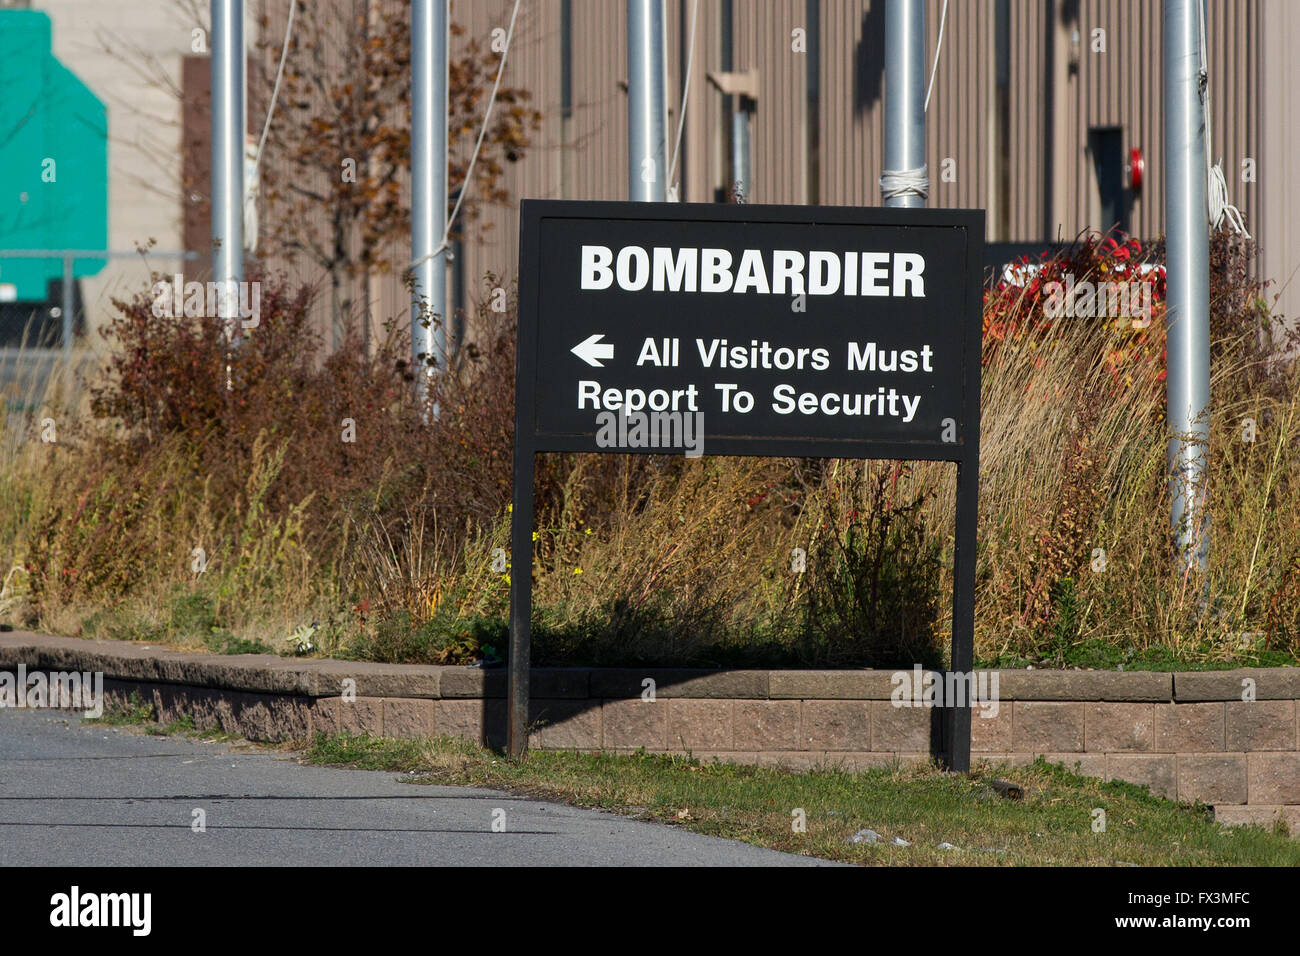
793,461,945,668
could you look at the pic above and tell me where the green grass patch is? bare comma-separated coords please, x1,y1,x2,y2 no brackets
147,714,196,736
301,732,1299,866
981,637,1300,671
89,699,240,742
86,690,156,725
79,594,277,656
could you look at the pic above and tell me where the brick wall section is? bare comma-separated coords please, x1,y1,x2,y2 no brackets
2,632,1298,829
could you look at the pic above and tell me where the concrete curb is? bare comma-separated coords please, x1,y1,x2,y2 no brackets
6,630,1290,700
3,631,1297,830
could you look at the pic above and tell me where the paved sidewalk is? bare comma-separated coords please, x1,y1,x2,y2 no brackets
0,709,831,866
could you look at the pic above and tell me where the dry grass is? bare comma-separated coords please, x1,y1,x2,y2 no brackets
2,249,1298,669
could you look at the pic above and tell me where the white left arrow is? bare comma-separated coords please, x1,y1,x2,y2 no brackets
571,333,615,367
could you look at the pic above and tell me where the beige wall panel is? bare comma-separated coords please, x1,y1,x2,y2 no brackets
1259,0,1300,329
248,0,1286,347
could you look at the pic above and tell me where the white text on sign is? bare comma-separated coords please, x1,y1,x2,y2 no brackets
580,246,926,297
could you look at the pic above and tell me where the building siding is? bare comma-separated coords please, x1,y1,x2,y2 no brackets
244,0,1286,343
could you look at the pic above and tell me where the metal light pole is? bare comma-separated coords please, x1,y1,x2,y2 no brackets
1164,0,1212,572
627,0,667,202
729,86,751,200
411,0,449,403
719,0,750,201
211,0,245,343
883,0,981,775
881,0,926,208
510,0,669,760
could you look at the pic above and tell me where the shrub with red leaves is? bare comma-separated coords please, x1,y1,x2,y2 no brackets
983,233,1167,398
983,230,1282,403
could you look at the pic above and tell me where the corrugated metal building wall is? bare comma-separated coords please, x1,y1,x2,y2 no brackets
249,0,1288,347
1259,0,1300,315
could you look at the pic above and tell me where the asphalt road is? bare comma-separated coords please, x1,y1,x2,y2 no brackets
0,709,829,867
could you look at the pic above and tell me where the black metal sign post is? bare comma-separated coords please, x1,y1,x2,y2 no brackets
510,200,983,769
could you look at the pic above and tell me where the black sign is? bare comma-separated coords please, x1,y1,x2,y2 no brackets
520,203,981,459
510,201,984,768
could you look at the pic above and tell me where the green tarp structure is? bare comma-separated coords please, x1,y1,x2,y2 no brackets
0,9,107,302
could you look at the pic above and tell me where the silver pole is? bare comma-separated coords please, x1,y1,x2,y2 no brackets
882,0,926,208
210,0,244,342
411,0,448,400
627,0,667,202
1164,0,1212,572
731,101,751,202
61,255,73,357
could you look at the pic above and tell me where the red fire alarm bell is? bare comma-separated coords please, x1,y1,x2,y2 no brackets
1127,148,1144,192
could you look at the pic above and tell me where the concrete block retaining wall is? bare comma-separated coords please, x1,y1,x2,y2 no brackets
2,632,1298,830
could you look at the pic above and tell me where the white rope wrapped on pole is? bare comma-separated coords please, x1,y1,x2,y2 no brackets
879,165,930,203
878,0,951,208
1197,0,1249,238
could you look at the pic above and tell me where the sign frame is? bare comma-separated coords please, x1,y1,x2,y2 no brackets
510,199,983,770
